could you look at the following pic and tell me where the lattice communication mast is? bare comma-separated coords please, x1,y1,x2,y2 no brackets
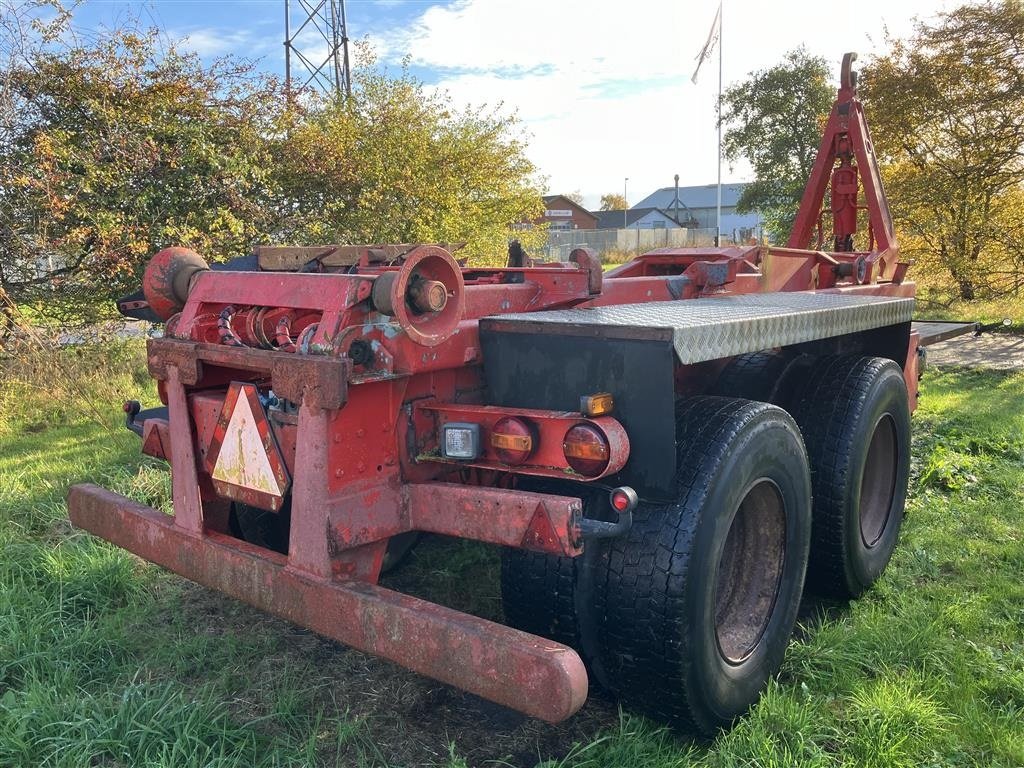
284,0,352,100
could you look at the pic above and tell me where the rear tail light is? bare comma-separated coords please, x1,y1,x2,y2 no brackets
563,423,610,477
491,416,535,465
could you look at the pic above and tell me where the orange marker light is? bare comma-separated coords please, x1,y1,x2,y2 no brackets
580,392,614,417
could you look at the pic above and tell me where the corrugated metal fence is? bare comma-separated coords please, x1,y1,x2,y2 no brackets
543,227,720,261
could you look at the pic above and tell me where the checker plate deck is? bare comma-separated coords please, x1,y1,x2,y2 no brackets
482,291,915,364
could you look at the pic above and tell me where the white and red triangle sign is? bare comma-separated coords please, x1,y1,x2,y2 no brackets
205,382,290,511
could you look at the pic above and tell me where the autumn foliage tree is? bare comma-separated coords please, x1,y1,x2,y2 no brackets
1,32,278,321
598,193,627,211
861,0,1024,301
0,9,544,322
720,48,833,242
270,53,544,261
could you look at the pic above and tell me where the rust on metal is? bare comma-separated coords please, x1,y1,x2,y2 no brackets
68,484,588,723
404,483,583,556
142,247,209,320
140,418,171,461
270,356,349,409
255,242,467,272
147,338,202,385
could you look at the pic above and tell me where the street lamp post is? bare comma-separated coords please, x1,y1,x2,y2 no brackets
623,177,629,229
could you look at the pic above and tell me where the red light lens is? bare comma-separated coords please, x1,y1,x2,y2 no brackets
611,490,630,511
563,423,610,477
491,417,535,465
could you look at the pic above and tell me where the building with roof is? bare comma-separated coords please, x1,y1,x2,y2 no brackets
530,195,598,231
632,183,762,243
592,207,685,230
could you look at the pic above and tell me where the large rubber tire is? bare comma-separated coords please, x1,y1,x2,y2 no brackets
230,500,291,552
597,397,812,733
501,548,581,648
789,356,911,599
500,480,611,682
229,500,419,573
711,351,813,411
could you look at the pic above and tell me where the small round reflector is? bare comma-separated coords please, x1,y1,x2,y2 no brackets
610,486,638,514
491,417,534,465
563,423,610,477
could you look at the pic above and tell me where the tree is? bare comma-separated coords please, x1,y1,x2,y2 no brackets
599,193,627,211
861,0,1024,300
564,190,584,205
0,25,281,321
0,12,545,322
720,48,833,241
269,50,545,264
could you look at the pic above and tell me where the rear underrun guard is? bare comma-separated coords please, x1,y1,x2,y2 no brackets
67,484,588,723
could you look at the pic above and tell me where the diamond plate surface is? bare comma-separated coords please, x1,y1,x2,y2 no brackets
487,292,915,364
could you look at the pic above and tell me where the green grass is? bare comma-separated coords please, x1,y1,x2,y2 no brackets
913,289,1024,333
1,340,1023,766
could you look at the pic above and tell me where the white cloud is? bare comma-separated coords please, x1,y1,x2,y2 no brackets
174,27,260,58
283,21,388,88
378,0,955,209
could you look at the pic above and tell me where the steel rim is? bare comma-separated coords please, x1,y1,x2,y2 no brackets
859,414,898,547
714,479,786,664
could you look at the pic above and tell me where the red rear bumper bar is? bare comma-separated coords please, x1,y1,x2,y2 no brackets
67,484,588,723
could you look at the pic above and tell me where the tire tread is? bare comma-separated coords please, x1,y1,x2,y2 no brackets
789,355,906,597
598,396,804,731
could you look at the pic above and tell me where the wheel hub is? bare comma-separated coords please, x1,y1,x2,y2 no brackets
714,479,786,664
859,414,898,547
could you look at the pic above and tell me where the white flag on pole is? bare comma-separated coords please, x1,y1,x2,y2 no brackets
691,2,722,84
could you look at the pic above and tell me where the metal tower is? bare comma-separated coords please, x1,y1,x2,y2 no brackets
284,0,351,100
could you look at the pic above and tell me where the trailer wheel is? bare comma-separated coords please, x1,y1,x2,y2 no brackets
598,397,811,733
500,480,610,682
711,351,812,409
229,501,418,573
501,549,581,648
230,500,291,553
790,356,911,599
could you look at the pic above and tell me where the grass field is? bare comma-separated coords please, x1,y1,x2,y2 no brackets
912,291,1024,333
1,340,1023,767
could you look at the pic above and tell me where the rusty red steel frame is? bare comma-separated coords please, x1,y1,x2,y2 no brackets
69,53,918,722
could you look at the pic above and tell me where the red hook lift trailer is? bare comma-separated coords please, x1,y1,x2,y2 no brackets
68,53,972,732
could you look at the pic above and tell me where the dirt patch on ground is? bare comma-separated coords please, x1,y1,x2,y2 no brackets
151,534,849,766
164,537,626,767
925,332,1024,370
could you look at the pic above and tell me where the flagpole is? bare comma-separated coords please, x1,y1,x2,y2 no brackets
716,1,723,247
690,1,724,244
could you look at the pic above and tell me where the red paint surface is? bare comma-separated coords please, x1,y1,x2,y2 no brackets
68,484,587,723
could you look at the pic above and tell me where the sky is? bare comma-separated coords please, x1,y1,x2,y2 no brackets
70,0,956,209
